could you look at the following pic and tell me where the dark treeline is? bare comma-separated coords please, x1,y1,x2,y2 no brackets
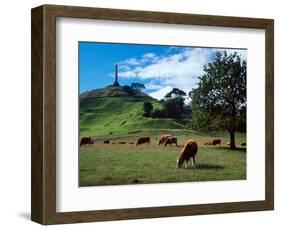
143,88,192,120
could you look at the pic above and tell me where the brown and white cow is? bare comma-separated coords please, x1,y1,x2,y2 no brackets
164,136,177,147
158,134,172,145
80,136,94,147
136,136,150,146
177,139,198,168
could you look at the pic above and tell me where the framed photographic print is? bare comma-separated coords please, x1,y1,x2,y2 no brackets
31,4,274,225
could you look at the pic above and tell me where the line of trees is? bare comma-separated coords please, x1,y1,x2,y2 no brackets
131,83,145,92
142,88,191,119
123,82,145,96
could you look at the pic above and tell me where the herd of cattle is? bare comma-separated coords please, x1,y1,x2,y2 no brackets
79,134,179,147
80,135,246,147
80,134,246,168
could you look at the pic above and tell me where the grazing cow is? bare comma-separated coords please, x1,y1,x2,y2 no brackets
164,136,177,147
104,140,110,144
212,139,221,146
136,136,150,146
240,142,246,146
80,136,94,147
204,141,211,145
177,139,198,168
112,142,116,144
128,142,134,145
118,141,126,144
158,134,172,145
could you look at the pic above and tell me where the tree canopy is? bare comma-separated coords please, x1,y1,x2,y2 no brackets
143,101,153,117
131,83,145,92
164,88,187,99
162,88,187,119
189,51,246,149
123,85,136,96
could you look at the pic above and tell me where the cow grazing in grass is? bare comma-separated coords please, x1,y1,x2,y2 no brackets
104,140,110,144
80,136,94,147
177,139,198,168
164,136,177,147
119,141,126,144
128,142,134,145
212,139,221,146
204,141,211,145
158,134,172,145
240,142,246,146
136,136,150,146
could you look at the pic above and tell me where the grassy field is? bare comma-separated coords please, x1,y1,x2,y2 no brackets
80,96,186,136
79,95,246,186
79,130,246,186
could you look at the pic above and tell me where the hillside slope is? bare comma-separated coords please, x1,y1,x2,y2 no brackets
79,96,187,137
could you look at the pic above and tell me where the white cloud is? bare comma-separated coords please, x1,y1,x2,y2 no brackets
119,52,159,69
119,48,213,98
140,53,159,64
145,82,164,91
149,86,173,100
119,57,140,66
118,65,131,71
117,47,247,100
142,53,156,59
239,50,247,60
220,48,247,61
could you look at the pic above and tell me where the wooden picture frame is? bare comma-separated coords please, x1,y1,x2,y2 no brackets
31,4,274,225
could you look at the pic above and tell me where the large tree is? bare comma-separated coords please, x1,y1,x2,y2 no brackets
189,51,246,149
143,101,153,117
165,88,187,99
163,88,187,119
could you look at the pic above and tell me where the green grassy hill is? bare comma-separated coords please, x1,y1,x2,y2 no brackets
79,86,247,187
80,96,187,137
79,84,189,137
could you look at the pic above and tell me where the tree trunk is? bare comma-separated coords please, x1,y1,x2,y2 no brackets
229,130,236,149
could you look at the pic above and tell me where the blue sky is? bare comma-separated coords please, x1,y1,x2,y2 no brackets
79,42,246,100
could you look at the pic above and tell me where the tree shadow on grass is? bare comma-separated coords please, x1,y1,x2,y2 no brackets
212,146,246,153
195,163,225,170
179,163,224,170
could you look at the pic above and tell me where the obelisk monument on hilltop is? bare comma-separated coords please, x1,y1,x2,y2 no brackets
113,64,120,86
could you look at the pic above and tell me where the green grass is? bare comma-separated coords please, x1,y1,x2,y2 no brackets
79,130,246,186
80,97,186,136
79,95,246,186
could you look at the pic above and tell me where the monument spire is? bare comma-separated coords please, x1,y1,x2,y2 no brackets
113,64,120,86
